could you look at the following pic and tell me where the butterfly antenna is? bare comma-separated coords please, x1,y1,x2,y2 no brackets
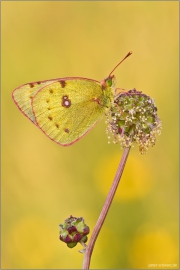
109,51,133,77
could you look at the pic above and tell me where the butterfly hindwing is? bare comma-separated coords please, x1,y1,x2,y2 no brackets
32,78,105,145
12,79,57,124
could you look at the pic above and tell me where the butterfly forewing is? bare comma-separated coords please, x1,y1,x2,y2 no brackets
12,80,57,124
32,79,105,145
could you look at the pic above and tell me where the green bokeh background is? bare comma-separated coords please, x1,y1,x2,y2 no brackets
2,1,179,269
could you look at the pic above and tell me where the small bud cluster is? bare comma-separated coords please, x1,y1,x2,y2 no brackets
106,89,162,154
59,215,90,248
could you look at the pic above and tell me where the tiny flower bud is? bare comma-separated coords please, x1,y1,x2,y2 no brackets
67,242,77,248
106,89,162,154
81,235,88,243
59,215,90,248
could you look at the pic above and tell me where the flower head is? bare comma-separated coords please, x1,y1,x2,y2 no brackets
59,215,90,248
106,89,162,154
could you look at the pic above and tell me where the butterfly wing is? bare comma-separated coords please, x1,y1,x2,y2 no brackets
32,78,105,145
12,79,57,124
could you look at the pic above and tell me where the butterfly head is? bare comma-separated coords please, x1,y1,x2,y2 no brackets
101,75,116,90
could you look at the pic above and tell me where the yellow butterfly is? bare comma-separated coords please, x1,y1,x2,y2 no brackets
12,52,132,146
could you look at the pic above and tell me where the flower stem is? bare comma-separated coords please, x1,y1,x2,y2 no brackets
83,147,131,269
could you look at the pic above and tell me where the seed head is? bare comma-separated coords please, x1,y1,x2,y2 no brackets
106,89,162,154
59,215,90,248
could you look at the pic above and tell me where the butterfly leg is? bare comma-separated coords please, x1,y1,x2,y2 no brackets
114,87,126,96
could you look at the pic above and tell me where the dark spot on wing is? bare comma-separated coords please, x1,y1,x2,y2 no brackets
49,89,54,94
64,128,69,133
59,80,66,88
48,116,53,121
29,83,34,88
62,95,71,108
55,123,59,128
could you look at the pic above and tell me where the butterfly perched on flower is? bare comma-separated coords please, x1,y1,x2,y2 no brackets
12,52,132,146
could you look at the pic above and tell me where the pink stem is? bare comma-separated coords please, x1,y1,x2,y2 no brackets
83,147,131,269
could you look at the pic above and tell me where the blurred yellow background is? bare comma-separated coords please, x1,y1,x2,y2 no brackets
2,1,179,269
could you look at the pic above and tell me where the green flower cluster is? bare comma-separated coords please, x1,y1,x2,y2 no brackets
59,215,90,248
106,89,162,154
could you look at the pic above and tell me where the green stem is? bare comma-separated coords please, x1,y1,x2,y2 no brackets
83,147,131,269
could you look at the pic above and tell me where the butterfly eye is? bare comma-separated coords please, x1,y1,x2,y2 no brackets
106,78,113,87
105,75,116,87
101,75,116,90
